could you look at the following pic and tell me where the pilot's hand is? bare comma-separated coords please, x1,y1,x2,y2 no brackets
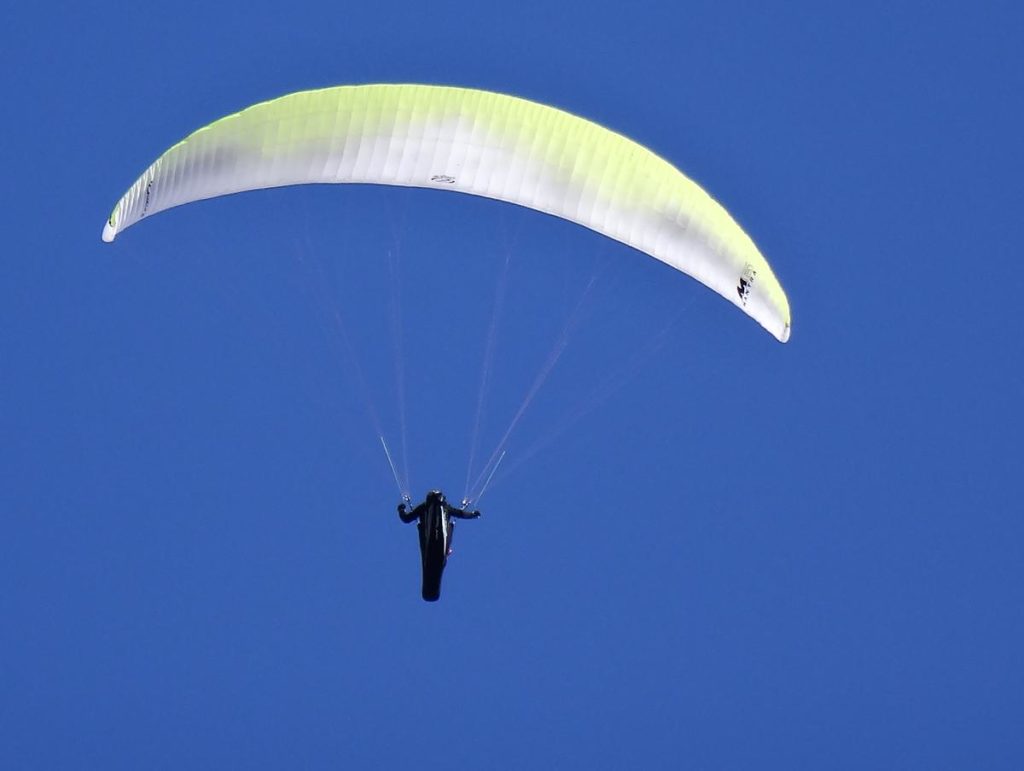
398,503,406,515
472,510,481,518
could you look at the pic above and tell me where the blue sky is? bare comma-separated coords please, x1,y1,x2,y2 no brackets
3,1,1022,768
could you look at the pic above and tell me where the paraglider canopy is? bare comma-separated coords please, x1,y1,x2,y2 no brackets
102,84,791,341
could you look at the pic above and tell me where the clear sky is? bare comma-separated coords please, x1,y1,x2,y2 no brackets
3,1,1022,768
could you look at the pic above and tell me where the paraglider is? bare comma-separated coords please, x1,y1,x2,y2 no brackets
399,491,480,601
102,83,793,601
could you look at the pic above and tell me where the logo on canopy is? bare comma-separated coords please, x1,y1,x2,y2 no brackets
737,263,757,305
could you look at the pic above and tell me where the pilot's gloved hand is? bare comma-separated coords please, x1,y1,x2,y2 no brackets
398,503,407,515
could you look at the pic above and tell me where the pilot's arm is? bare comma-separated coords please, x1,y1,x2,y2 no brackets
398,502,425,523
449,505,481,520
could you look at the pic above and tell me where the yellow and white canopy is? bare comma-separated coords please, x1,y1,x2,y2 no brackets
103,84,791,342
